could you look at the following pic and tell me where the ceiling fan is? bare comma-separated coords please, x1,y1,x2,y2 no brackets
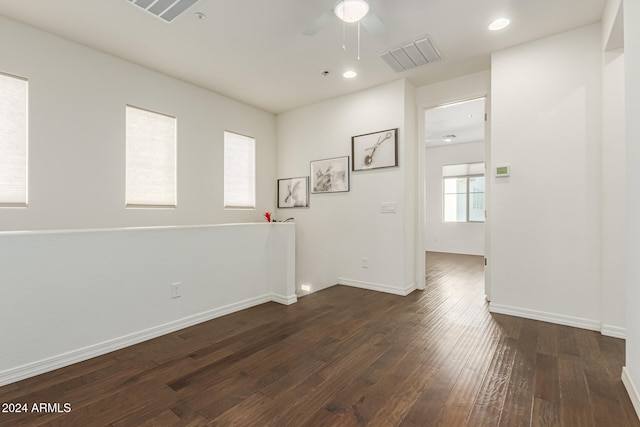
303,0,386,38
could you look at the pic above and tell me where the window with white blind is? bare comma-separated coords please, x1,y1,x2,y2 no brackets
443,162,485,223
224,131,255,209
125,105,177,207
0,72,28,206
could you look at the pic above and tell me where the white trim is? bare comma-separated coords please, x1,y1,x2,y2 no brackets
601,324,626,339
0,294,276,387
488,303,600,331
338,278,417,296
622,367,640,420
270,293,298,305
0,222,278,237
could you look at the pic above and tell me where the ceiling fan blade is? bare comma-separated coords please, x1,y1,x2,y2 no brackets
360,11,385,37
303,11,333,36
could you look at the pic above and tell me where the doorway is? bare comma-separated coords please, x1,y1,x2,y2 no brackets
423,98,487,293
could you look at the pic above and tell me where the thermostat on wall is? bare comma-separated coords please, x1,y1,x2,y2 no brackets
495,165,510,177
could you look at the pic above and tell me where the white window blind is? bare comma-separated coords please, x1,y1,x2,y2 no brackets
443,162,484,178
125,105,176,207
224,131,255,209
442,162,485,223
0,72,28,206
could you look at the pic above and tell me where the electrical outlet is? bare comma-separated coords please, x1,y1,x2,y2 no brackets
362,257,368,268
170,282,181,299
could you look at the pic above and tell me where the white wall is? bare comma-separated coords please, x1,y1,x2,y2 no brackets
623,0,640,417
403,81,418,295
489,24,603,329
0,16,277,232
601,0,626,337
276,80,417,296
425,141,485,255
0,223,296,386
0,18,293,387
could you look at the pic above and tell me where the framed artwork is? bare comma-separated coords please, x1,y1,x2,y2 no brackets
352,128,399,171
277,176,309,208
310,156,350,193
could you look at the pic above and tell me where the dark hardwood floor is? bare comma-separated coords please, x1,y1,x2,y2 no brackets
1,252,638,426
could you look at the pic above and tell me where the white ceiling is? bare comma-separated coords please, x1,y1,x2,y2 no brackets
425,97,485,148
0,0,605,114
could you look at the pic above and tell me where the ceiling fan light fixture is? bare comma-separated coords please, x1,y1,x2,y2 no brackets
334,0,370,23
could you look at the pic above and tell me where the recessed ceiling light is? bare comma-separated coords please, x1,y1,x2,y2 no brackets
488,18,510,31
194,12,206,19
343,70,357,78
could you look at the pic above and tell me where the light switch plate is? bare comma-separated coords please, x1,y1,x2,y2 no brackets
380,202,397,213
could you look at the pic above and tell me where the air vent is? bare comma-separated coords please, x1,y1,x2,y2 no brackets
127,0,201,23
379,36,442,72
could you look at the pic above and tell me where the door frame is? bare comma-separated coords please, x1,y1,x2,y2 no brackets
415,84,491,299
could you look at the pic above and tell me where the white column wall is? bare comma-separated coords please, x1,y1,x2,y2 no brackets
623,0,640,417
489,24,603,329
601,39,626,336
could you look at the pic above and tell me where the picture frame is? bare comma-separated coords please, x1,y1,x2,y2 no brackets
310,156,350,193
277,176,309,208
352,128,399,171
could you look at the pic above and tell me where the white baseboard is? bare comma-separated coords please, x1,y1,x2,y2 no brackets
0,293,279,387
488,303,600,332
601,324,626,339
270,293,298,305
338,278,416,296
622,367,640,420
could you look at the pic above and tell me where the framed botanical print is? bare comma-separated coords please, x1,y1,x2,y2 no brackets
277,176,309,208
310,156,350,193
352,128,398,171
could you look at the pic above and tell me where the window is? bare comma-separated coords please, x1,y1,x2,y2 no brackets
0,72,28,206
125,105,176,207
224,131,255,209
443,162,484,222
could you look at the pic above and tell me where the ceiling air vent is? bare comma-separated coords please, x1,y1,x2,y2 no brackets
127,0,201,23
379,36,442,72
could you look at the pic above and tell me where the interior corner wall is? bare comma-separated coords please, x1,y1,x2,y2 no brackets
275,80,416,296
0,16,277,232
489,24,603,329
425,141,485,256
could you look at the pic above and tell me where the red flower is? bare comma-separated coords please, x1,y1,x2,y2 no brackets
264,211,272,222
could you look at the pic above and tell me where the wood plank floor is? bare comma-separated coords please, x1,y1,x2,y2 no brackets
1,251,638,426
